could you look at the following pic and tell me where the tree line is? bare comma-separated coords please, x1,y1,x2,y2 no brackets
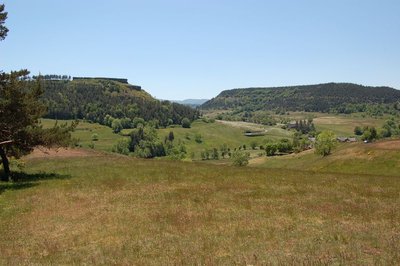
31,74,71,81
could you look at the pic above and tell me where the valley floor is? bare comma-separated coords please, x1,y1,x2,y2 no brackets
1,146,399,265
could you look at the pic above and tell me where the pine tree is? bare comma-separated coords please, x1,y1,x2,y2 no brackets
0,4,8,40
0,5,76,181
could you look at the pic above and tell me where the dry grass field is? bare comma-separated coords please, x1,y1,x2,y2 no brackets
1,147,399,265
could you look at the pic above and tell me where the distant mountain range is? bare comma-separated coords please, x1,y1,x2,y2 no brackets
171,99,209,107
201,83,400,113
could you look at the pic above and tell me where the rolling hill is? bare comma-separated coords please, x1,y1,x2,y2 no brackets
38,78,199,126
201,83,400,112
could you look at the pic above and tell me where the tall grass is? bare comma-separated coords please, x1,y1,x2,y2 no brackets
1,153,399,264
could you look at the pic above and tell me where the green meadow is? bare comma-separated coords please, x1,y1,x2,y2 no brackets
41,119,125,152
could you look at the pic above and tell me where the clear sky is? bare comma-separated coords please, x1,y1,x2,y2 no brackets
1,0,399,100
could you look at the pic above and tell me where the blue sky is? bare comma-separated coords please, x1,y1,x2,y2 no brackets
1,0,399,100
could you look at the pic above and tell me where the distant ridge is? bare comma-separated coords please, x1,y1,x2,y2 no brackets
201,83,400,112
172,99,209,107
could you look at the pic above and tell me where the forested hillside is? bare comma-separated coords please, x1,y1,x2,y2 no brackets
201,83,400,113
39,78,199,127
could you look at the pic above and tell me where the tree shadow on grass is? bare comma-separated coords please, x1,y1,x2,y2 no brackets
0,182,38,195
0,172,71,195
11,172,71,182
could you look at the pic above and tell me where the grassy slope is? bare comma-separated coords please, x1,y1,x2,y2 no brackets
41,119,125,152
251,139,400,176
1,152,399,264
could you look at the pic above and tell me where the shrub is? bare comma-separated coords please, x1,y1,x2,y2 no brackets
181,118,191,128
276,139,293,153
202,149,211,160
194,133,203,143
361,126,378,142
112,139,130,155
111,119,123,133
265,143,278,156
220,143,229,158
168,131,175,142
132,117,145,128
167,144,187,160
211,148,219,160
354,126,363,135
231,150,250,166
250,141,258,150
91,133,99,141
121,118,132,129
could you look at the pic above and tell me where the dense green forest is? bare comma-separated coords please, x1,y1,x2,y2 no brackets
38,78,199,127
201,83,400,114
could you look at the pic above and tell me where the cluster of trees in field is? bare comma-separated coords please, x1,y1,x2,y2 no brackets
38,79,199,128
198,144,251,166
112,127,187,160
201,83,400,115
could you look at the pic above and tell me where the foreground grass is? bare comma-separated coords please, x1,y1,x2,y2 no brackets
1,152,399,264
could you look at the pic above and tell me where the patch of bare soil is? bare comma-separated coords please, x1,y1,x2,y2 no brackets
25,147,101,159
